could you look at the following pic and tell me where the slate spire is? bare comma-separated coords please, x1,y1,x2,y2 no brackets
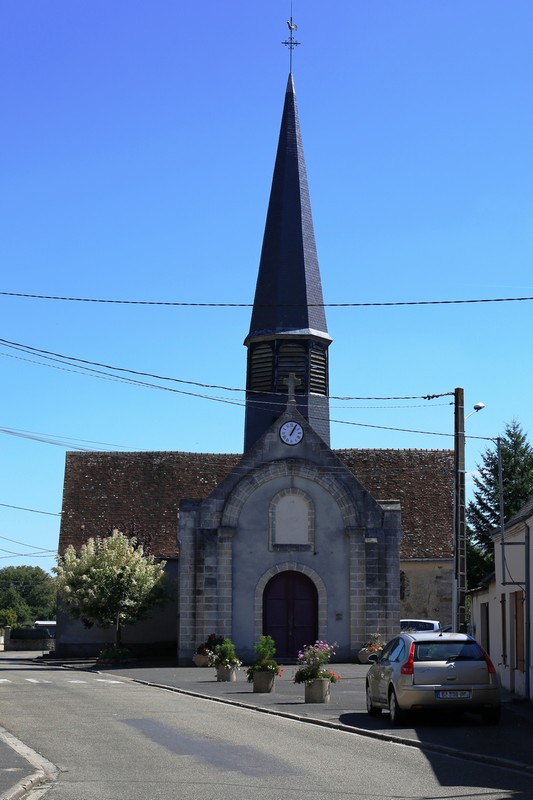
244,74,331,451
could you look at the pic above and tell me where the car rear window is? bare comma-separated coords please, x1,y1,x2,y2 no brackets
414,641,484,662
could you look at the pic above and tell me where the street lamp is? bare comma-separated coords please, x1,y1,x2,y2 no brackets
454,389,485,632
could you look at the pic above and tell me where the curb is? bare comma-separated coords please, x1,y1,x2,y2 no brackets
0,727,58,800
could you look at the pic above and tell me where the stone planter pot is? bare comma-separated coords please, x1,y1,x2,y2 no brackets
193,653,209,667
216,665,237,682
304,678,331,704
357,649,381,664
252,671,276,693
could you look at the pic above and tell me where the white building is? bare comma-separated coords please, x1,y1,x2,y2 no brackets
470,497,532,700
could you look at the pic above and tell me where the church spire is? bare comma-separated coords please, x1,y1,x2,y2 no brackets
244,73,331,452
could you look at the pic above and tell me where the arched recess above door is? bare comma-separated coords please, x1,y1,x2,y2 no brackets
219,459,362,530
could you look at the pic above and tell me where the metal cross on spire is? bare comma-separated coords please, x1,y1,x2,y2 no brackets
282,3,300,73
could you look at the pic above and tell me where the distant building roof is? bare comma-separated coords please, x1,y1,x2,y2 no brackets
58,448,453,561
504,495,533,529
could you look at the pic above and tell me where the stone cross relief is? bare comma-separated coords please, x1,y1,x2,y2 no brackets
284,372,301,404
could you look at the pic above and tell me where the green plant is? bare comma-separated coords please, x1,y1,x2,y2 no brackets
196,633,224,656
293,640,340,685
360,632,386,653
99,645,132,661
245,635,283,682
208,637,241,669
0,608,17,627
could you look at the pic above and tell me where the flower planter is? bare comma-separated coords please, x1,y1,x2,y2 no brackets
193,653,209,667
252,671,276,693
216,666,237,682
304,678,331,704
357,648,382,664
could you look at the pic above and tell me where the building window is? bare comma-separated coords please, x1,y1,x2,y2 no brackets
269,489,314,551
480,602,490,653
513,590,525,672
399,571,407,601
500,594,507,666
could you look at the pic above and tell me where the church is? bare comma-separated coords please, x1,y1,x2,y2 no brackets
56,69,454,661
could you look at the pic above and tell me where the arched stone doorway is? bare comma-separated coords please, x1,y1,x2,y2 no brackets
263,571,318,658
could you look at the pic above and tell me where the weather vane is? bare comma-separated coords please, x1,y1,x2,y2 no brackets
282,1,300,73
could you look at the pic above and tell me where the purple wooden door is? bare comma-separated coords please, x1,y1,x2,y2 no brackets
263,571,318,658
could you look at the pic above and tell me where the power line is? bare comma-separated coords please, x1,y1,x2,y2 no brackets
0,552,55,560
0,503,61,517
1,291,533,307
0,337,453,403
0,546,56,557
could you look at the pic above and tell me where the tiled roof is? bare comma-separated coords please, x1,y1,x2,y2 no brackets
58,448,453,561
335,449,454,559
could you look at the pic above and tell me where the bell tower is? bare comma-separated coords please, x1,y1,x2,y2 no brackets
244,73,331,451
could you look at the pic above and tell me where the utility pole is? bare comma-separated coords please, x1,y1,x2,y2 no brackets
454,387,467,632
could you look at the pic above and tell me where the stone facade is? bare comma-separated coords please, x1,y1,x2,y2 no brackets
177,404,402,663
56,444,453,658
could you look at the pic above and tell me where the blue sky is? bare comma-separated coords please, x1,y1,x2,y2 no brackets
1,1,532,571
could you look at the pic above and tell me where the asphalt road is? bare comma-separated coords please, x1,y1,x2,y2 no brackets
1,655,533,800
96,658,533,773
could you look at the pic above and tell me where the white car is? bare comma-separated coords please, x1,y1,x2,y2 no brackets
400,619,441,632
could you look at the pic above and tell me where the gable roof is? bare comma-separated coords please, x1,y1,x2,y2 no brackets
58,448,453,560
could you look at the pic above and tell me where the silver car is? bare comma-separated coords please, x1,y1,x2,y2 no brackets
366,632,501,725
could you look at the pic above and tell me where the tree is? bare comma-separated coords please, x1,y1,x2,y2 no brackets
0,566,56,625
54,530,167,647
467,419,533,586
0,607,18,627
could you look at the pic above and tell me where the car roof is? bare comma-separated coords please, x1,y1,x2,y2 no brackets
401,631,472,642
400,619,440,624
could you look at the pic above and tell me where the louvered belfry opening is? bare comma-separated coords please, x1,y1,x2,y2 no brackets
247,340,328,398
275,342,307,393
249,343,274,393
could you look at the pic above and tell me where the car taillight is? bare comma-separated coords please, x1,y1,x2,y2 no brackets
400,642,415,674
480,645,497,674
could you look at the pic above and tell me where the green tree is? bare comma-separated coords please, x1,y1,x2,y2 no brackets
0,607,18,627
54,530,167,647
0,566,56,625
467,419,533,586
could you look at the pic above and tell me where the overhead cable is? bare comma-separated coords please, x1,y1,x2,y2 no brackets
1,291,533,307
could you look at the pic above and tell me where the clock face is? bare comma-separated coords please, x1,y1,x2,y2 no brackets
279,420,304,445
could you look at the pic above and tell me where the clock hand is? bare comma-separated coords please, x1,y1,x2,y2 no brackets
290,424,297,435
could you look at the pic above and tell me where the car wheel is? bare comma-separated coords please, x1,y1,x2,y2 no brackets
388,688,405,725
481,708,501,725
366,682,382,716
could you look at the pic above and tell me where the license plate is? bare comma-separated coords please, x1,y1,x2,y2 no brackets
436,690,471,699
